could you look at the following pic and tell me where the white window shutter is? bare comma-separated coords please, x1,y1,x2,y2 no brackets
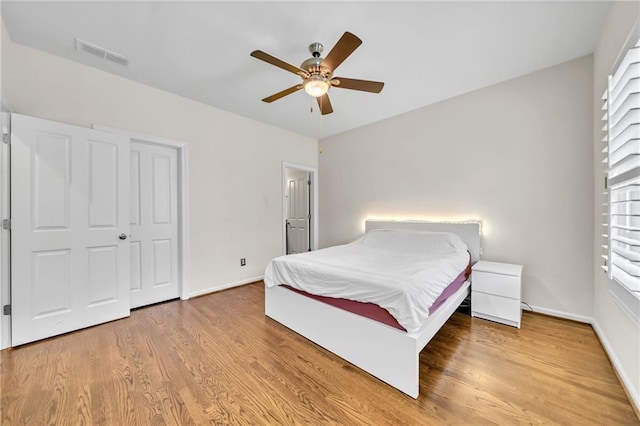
602,88,609,273
608,46,640,293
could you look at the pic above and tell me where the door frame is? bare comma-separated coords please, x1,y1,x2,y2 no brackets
94,125,190,301
1,113,11,349
282,161,318,255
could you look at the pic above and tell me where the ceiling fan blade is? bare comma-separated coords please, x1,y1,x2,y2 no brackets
332,77,384,93
317,94,333,115
262,85,302,103
251,50,309,77
321,32,362,72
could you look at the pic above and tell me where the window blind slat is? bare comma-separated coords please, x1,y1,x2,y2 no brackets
611,186,640,203
611,264,640,291
610,200,640,215
612,253,640,274
610,97,639,126
611,110,640,140
612,227,640,240
609,124,639,152
610,77,639,108
612,69,639,102
611,224,640,231
609,139,640,166
611,47,639,88
609,159,640,181
612,215,640,226
611,239,640,256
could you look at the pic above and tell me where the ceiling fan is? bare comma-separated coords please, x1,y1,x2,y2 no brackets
250,32,384,115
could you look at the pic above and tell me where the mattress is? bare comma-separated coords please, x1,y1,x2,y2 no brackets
264,229,470,333
282,265,469,331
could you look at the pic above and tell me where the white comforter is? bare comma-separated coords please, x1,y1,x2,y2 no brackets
264,230,469,333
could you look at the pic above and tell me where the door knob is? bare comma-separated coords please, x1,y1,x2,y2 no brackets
119,233,128,240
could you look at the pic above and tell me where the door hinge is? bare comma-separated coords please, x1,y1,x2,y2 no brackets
2,305,10,315
307,180,311,186
2,219,10,230
2,133,8,144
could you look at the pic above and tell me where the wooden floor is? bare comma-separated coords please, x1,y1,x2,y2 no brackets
1,282,638,425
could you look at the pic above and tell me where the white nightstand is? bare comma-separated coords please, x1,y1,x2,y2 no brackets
471,260,523,328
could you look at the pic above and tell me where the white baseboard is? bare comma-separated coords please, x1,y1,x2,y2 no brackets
527,304,593,324
188,275,263,298
591,319,640,414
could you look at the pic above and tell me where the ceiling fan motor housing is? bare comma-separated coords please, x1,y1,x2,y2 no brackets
301,43,332,79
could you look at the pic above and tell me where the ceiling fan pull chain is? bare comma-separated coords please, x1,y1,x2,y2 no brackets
320,97,324,137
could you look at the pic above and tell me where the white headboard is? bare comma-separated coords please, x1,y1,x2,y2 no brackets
365,220,482,264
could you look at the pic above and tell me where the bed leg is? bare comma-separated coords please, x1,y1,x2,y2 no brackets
399,352,419,399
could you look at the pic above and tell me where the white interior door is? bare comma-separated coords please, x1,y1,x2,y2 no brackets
287,173,310,254
10,114,130,346
129,141,179,308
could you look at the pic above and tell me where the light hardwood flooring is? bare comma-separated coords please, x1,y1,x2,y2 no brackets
1,282,638,425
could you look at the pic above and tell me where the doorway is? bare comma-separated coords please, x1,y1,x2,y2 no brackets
282,162,318,255
286,169,310,254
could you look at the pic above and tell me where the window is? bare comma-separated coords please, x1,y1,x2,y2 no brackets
604,33,640,301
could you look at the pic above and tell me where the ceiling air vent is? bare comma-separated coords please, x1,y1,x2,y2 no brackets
75,38,130,67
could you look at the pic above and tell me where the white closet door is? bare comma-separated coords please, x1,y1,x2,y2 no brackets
11,114,130,346
129,141,179,308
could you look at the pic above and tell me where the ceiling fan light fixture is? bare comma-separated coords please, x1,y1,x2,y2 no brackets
304,75,329,98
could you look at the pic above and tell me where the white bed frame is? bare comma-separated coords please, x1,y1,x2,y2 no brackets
265,220,481,398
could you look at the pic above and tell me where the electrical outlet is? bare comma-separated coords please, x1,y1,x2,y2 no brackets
240,258,246,267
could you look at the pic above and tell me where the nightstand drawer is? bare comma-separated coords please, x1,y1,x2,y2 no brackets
472,292,520,323
473,271,520,299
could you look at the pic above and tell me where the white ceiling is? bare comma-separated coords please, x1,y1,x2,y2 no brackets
2,1,611,139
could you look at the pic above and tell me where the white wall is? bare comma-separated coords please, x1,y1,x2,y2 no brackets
319,55,594,319
1,22,317,297
592,2,640,410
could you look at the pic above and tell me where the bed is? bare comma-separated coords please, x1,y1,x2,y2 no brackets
264,220,481,398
